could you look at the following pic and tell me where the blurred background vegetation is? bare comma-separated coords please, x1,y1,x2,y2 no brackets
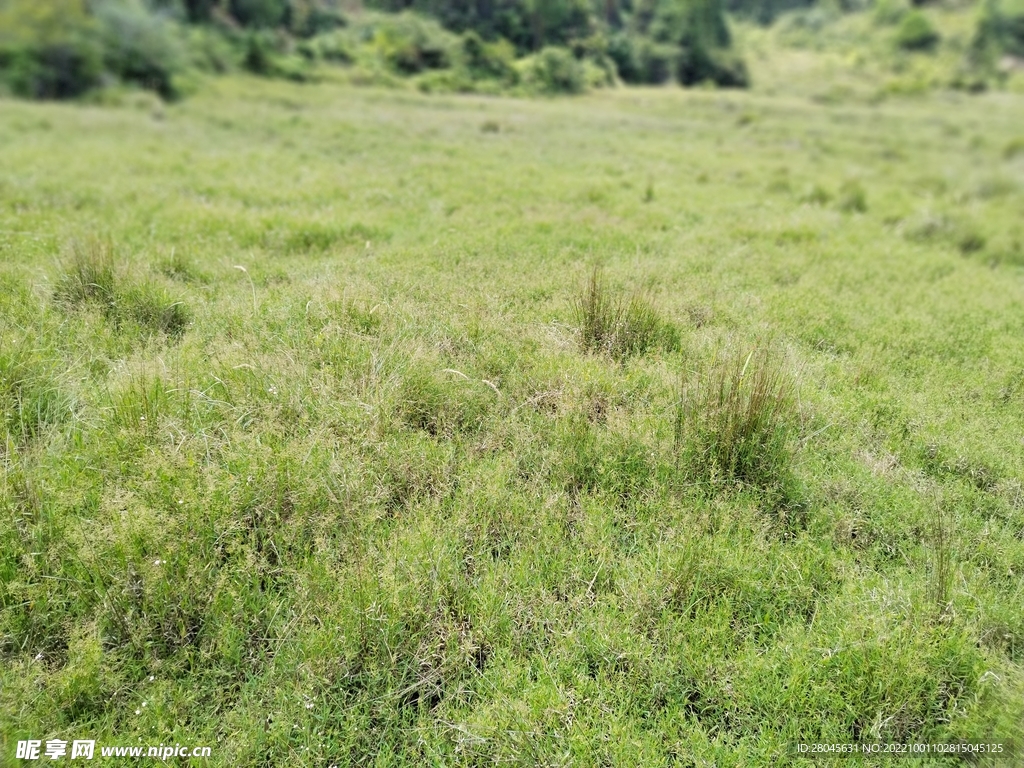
1,0,1020,100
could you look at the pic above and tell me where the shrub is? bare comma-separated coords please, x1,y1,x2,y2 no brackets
972,0,1024,64
294,4,347,38
677,44,749,87
242,30,278,74
896,11,940,51
873,0,910,26
572,267,662,360
186,26,237,73
608,34,678,84
312,31,356,64
369,12,456,74
675,347,796,490
521,45,585,94
229,0,289,29
0,0,104,99
461,30,517,83
93,0,187,99
725,0,818,25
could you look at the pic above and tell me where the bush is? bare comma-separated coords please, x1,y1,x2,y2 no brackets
969,0,1024,86
896,11,940,51
368,12,456,74
521,45,585,94
94,0,187,99
675,347,796,490
608,4,747,88
242,30,278,74
461,30,517,83
873,0,910,26
677,44,749,87
229,0,289,29
725,0,817,25
608,33,678,84
294,5,347,38
0,0,104,99
185,26,237,73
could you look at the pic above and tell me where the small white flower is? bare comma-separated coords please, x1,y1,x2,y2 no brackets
177,500,183,505
34,652,43,661
149,675,155,681
135,709,141,715
142,701,147,708
154,559,162,566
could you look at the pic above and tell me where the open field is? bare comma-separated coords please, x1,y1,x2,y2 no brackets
2,70,1024,765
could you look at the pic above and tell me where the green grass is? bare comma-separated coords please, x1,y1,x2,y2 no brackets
1,63,1024,766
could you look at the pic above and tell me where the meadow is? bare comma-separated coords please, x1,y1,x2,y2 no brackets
2,45,1024,765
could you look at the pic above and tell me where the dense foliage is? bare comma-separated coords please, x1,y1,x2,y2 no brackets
3,0,1020,100
0,0,748,99
973,0,1024,62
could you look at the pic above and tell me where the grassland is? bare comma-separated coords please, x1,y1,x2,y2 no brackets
2,43,1024,766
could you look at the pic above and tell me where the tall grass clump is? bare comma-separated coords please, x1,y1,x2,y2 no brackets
0,345,71,443
572,267,661,360
54,240,190,338
675,347,796,491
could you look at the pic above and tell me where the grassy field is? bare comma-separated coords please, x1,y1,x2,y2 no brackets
2,59,1024,765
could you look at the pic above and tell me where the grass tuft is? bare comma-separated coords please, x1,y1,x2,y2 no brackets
54,241,190,338
54,240,118,307
675,346,796,491
0,346,71,443
837,179,867,213
572,267,662,360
